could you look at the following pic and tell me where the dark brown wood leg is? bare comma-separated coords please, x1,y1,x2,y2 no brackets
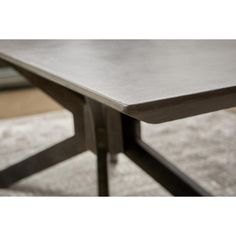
122,115,211,196
97,151,109,196
0,136,85,188
0,66,87,188
86,99,109,196
109,154,118,164
106,108,123,164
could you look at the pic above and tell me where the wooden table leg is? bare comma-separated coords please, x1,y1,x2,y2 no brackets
0,135,85,188
86,99,109,196
0,65,87,189
122,115,211,196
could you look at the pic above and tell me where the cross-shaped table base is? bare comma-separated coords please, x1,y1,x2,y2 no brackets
0,65,211,196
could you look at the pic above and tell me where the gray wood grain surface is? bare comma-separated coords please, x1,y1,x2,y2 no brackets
0,40,236,123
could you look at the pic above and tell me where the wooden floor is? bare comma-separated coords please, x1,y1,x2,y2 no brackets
0,88,62,119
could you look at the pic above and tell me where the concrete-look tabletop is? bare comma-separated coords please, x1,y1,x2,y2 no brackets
0,40,236,123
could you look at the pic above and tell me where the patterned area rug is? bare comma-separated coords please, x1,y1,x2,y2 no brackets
1,110,236,196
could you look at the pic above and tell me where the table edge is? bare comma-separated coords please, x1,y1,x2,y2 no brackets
1,52,236,124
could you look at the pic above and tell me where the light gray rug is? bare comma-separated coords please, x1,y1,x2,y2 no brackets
1,110,236,196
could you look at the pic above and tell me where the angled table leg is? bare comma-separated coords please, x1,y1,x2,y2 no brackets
0,135,85,188
0,63,112,196
0,65,87,188
122,115,211,196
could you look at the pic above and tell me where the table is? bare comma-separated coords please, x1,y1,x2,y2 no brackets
0,40,236,196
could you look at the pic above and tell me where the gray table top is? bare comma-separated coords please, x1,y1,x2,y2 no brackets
0,40,236,123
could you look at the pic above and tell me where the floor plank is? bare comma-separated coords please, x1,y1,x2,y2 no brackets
0,88,62,118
